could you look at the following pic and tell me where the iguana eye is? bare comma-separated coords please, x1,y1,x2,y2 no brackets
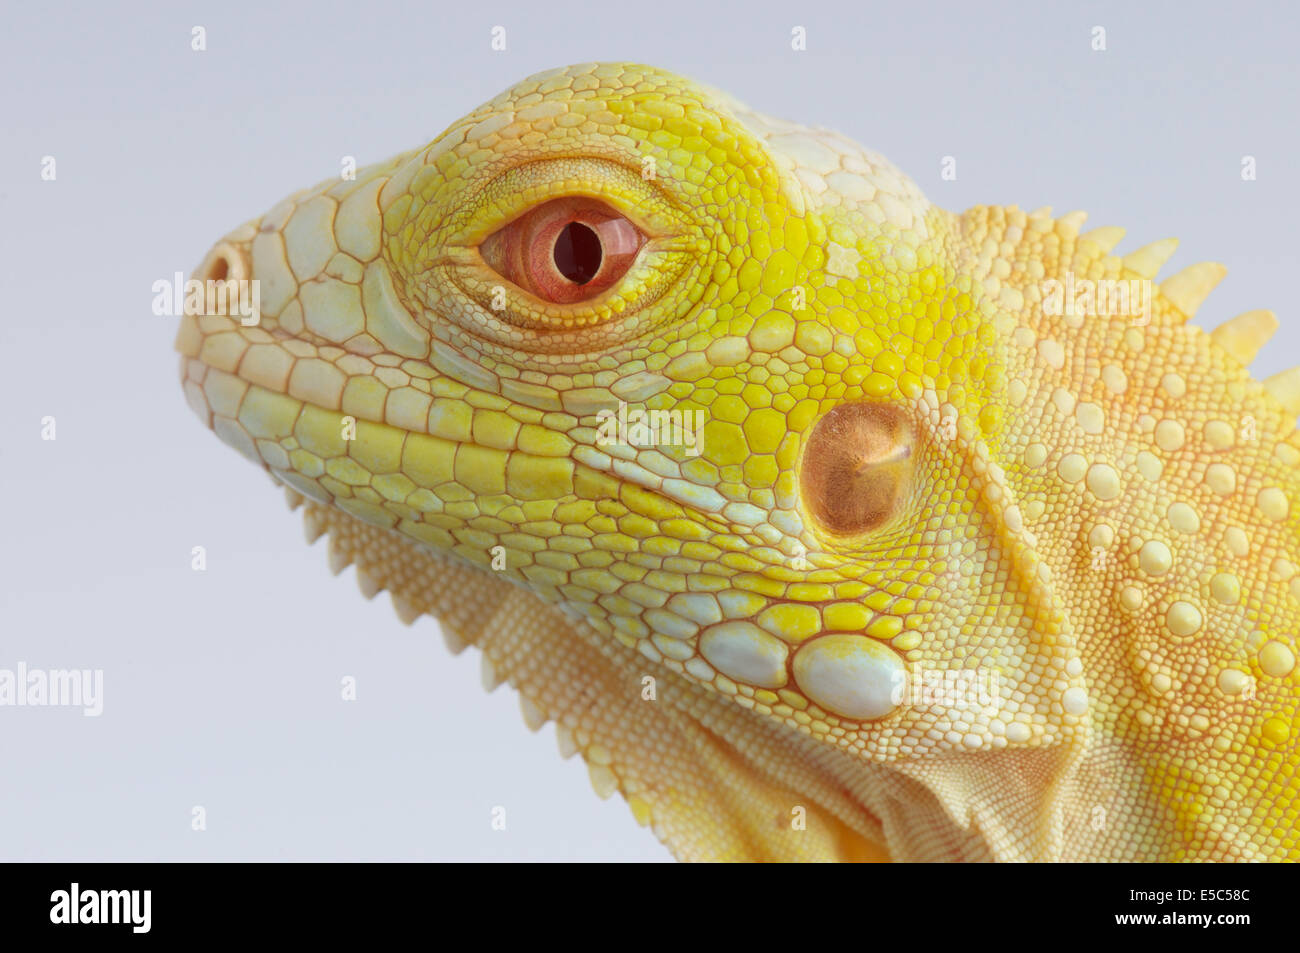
479,197,645,304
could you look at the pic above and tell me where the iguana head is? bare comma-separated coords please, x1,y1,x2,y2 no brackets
177,63,1300,861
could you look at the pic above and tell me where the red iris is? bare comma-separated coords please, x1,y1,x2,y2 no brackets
480,198,645,304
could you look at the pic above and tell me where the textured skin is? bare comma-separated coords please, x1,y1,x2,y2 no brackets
176,63,1300,861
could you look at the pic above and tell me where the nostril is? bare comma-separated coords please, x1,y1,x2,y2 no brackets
194,240,250,284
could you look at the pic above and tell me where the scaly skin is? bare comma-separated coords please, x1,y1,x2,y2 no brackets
176,63,1300,861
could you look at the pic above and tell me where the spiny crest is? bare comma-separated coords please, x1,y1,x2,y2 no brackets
1265,367,1300,415
1080,225,1126,254
1116,237,1178,279
1160,261,1228,318
1209,309,1278,366
1085,224,1300,428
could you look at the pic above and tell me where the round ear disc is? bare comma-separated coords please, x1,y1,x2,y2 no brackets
800,403,915,537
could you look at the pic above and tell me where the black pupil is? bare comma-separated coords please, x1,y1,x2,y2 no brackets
553,222,602,284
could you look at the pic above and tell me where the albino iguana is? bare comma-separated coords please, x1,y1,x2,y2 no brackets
176,63,1300,861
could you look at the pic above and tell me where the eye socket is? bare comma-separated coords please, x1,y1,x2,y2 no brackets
479,197,646,304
